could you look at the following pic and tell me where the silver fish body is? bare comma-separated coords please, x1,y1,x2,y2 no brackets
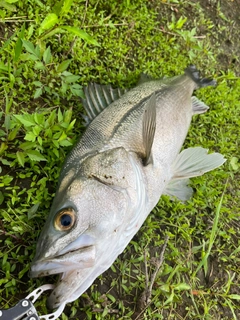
30,66,225,309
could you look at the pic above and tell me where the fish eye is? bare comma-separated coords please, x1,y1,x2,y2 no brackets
54,208,76,231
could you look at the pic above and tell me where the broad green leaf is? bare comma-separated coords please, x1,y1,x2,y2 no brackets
44,128,52,138
16,151,25,167
37,136,43,146
5,92,13,114
33,81,42,87
58,131,67,141
22,40,40,58
64,74,80,83
1,158,11,166
164,291,175,305
102,308,108,318
34,113,45,124
0,62,8,72
33,125,42,136
53,140,59,148
60,0,73,15
26,150,47,161
5,0,19,3
34,87,43,99
106,294,116,303
7,127,19,141
228,294,240,300
230,157,239,171
63,108,72,124
53,148,59,158
70,84,84,97
0,0,16,11
43,46,51,64
62,26,100,46
176,17,187,29
4,114,10,131
174,283,191,291
19,141,36,150
59,139,72,147
58,108,63,122
60,82,68,94
34,61,45,70
18,265,30,279
40,13,58,32
14,114,35,127
14,38,23,62
56,59,71,73
24,132,36,142
14,24,25,62
66,119,76,132
52,1,63,15
53,131,62,139
0,191,4,205
0,142,7,156
21,53,39,61
40,27,64,40
28,203,40,220
46,110,56,127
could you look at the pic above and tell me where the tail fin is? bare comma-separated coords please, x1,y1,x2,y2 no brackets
185,65,217,89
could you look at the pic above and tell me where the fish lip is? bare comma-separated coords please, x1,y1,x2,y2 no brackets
30,245,95,278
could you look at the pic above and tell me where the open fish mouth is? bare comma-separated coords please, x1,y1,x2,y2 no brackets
30,245,96,278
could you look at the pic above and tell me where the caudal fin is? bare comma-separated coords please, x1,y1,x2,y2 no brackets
185,65,217,89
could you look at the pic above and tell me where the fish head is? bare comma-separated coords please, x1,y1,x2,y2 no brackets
30,147,142,306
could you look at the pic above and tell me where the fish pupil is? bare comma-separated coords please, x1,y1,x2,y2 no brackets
60,214,72,227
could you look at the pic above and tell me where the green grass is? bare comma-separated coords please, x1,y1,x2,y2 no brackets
0,0,240,319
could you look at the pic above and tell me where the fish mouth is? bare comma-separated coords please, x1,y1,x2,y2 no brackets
30,245,96,278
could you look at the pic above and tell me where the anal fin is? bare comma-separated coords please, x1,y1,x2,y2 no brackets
164,179,193,202
192,96,209,114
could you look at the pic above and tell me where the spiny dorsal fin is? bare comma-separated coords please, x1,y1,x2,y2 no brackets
192,96,209,114
82,83,128,122
142,93,156,166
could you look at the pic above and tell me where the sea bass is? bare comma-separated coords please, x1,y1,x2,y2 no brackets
30,66,225,310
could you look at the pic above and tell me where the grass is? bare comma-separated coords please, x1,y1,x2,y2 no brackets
0,0,240,319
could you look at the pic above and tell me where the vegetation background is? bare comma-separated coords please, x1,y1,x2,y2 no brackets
0,0,239,319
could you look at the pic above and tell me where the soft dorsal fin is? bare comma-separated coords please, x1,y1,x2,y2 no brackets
142,93,156,165
82,83,128,122
192,96,209,114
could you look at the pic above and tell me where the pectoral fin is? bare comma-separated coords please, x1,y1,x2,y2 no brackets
142,93,156,165
163,147,226,201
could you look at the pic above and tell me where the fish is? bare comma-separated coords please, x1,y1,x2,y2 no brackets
30,65,226,310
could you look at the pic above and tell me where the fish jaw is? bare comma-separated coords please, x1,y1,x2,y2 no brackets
30,235,96,277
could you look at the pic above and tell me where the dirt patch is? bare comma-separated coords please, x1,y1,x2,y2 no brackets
198,0,240,75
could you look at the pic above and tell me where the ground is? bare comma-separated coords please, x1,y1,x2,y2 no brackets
0,1,240,320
